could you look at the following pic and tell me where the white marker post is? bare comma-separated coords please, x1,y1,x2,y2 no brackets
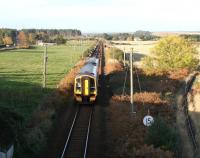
143,115,154,127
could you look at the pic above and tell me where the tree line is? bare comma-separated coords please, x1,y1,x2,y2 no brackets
100,31,200,42
0,28,82,48
180,34,200,42
100,30,159,41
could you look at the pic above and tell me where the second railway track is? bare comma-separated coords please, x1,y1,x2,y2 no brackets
60,105,94,158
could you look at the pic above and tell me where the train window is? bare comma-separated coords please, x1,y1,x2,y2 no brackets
92,62,96,66
76,78,81,90
90,78,95,91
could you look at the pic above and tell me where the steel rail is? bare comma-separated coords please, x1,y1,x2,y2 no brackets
84,107,93,158
60,108,79,158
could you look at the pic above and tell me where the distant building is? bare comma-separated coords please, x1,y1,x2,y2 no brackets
134,37,142,41
36,40,56,46
36,40,44,46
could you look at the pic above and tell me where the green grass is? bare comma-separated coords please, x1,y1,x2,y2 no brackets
0,41,94,119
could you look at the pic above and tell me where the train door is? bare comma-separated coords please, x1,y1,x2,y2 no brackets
82,77,90,96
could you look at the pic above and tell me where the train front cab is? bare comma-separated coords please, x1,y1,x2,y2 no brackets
74,75,97,104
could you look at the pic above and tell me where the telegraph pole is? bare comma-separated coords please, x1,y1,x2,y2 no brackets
112,47,114,60
43,44,47,88
123,47,126,67
81,39,83,58
130,48,135,113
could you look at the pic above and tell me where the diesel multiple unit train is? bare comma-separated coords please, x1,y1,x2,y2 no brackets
74,43,101,104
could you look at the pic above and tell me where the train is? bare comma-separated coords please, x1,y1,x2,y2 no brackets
73,44,101,104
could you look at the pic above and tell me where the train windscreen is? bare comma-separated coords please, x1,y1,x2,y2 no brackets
76,78,81,90
90,78,95,92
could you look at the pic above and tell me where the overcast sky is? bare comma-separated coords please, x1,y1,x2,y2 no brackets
0,0,199,33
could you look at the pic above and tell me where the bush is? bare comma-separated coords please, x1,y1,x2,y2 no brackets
55,35,66,44
112,92,167,105
110,47,123,61
23,127,47,155
105,62,123,74
134,92,167,105
0,107,23,149
145,117,177,151
82,44,96,57
135,145,173,158
134,30,158,41
142,36,199,74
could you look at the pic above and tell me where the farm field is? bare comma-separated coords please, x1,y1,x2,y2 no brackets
112,40,200,67
0,41,94,119
152,31,200,37
112,41,157,67
112,40,157,54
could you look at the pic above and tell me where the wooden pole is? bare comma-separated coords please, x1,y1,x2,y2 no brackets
81,39,83,58
123,47,126,67
43,44,47,88
130,48,135,113
112,47,114,61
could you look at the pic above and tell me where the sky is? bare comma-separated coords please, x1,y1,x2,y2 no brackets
0,0,200,33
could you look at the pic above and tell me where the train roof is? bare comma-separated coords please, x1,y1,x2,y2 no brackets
86,57,99,65
78,64,97,77
77,57,99,78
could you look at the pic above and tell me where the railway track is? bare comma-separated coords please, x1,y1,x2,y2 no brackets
185,113,197,150
60,105,94,158
175,73,198,158
59,42,103,158
184,74,198,151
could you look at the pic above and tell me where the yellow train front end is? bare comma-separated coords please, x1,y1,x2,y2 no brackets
74,75,97,104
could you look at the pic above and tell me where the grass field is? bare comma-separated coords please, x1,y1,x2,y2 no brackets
0,41,94,119
112,40,157,55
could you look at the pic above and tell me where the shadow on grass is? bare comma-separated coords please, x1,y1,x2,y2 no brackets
0,76,57,156
133,52,146,62
125,52,146,62
0,46,43,53
0,72,65,76
0,77,53,120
